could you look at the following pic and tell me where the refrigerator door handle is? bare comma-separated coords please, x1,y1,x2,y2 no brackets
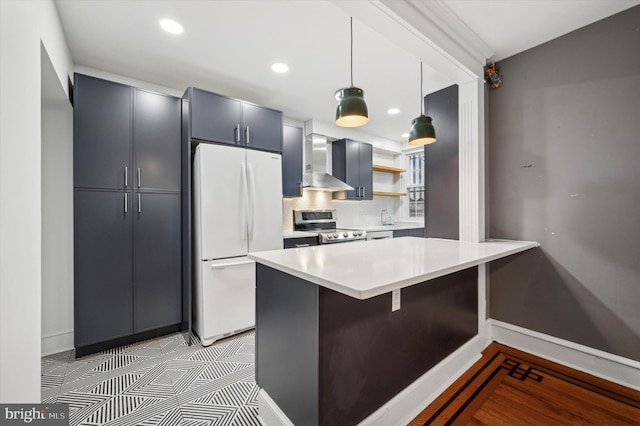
241,163,249,241
209,259,254,269
247,163,256,241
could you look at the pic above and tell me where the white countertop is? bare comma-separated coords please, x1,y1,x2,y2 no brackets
249,238,539,299
282,231,318,239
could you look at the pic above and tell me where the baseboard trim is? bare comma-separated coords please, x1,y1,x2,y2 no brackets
42,330,74,356
258,389,294,426
258,336,488,426
359,334,488,426
75,323,182,358
489,319,640,391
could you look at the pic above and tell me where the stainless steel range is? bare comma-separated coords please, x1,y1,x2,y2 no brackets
293,209,366,244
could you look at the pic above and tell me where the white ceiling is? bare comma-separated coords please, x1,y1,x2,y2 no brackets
54,0,639,144
441,0,640,62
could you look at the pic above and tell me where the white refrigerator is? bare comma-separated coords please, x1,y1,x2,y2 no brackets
193,143,283,346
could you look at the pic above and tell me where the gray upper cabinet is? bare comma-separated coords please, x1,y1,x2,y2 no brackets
358,142,373,200
332,138,373,200
242,102,283,152
190,88,242,146
133,192,182,333
133,89,182,191
74,190,134,347
187,87,283,153
74,74,132,190
282,125,303,197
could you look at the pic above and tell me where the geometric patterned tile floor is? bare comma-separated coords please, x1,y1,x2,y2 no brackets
41,331,259,426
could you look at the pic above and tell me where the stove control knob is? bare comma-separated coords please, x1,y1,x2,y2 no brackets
343,232,349,238
333,232,338,238
327,234,334,239
354,231,361,236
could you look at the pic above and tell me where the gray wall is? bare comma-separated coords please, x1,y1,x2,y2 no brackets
488,6,640,361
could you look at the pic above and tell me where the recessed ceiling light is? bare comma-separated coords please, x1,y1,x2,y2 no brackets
160,19,183,35
271,63,289,73
402,133,410,138
388,108,400,115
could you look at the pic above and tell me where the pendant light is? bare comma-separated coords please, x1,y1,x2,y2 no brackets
408,61,436,145
335,17,368,127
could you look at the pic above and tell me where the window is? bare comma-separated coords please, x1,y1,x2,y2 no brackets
406,151,425,219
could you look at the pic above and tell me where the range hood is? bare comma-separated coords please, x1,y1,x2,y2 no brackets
303,134,353,192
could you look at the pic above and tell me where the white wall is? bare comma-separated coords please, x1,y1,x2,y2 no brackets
0,0,73,402
41,47,74,356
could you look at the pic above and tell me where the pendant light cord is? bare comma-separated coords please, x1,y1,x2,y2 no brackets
350,17,354,87
420,61,424,115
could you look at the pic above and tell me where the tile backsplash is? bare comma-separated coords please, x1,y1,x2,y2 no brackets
282,190,333,231
282,189,402,231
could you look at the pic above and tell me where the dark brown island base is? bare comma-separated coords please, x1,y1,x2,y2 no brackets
249,237,538,425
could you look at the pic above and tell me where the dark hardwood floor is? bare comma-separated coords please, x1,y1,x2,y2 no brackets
410,342,640,425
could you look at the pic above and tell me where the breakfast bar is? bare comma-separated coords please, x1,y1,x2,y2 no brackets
248,237,538,425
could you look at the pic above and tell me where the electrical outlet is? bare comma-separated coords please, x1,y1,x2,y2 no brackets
392,289,401,312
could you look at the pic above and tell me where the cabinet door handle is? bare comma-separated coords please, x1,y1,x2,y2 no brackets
124,193,128,213
124,166,128,187
295,243,310,248
137,167,141,188
235,124,240,144
298,181,303,197
362,186,366,198
245,126,250,145
138,193,141,213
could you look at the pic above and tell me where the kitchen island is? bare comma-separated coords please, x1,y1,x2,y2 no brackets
248,237,538,426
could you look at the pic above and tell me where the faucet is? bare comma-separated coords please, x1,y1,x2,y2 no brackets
380,209,388,225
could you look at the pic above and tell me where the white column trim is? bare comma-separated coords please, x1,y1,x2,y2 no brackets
458,79,487,343
458,79,484,243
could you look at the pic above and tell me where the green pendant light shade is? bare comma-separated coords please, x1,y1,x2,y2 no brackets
408,61,436,145
408,115,436,146
336,17,368,128
335,87,368,127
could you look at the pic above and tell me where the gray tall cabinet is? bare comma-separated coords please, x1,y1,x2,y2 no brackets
424,84,459,240
74,74,183,357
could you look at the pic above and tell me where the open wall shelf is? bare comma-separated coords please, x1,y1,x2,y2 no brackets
372,164,406,173
372,191,406,197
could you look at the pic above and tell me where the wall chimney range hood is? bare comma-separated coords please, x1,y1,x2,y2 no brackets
303,134,353,192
